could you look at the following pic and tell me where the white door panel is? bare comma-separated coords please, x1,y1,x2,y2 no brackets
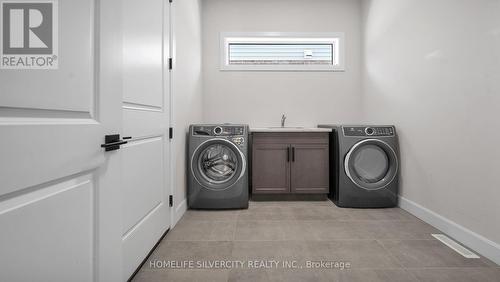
122,201,168,278
0,0,123,281
122,137,164,234
122,0,164,108
121,0,171,278
0,175,94,282
123,107,167,138
0,124,103,195
1,0,95,112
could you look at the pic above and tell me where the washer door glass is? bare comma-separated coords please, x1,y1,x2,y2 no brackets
345,140,398,190
192,139,245,190
353,145,389,183
199,144,238,183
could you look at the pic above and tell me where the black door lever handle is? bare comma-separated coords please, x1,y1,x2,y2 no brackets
101,140,127,149
101,134,128,152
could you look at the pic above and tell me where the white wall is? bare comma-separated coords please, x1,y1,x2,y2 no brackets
362,0,500,259
175,0,500,263
171,0,203,225
201,0,363,127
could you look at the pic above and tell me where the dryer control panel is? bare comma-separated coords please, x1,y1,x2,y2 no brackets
343,126,395,137
192,125,246,137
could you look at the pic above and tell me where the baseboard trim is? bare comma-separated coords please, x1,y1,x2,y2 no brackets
399,196,500,265
173,198,187,227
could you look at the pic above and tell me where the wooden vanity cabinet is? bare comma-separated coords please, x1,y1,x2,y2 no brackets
252,132,329,195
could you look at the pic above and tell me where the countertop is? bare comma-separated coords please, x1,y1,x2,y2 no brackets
250,127,332,133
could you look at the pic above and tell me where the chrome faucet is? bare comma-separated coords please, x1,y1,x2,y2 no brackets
281,114,287,127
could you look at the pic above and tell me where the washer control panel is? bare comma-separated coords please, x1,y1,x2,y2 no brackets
193,125,246,137
231,137,245,145
343,126,395,137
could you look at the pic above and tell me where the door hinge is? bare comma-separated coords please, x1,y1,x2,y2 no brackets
169,127,173,139
168,58,173,70
169,195,173,207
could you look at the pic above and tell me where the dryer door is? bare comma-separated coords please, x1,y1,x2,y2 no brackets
191,138,246,191
344,139,398,190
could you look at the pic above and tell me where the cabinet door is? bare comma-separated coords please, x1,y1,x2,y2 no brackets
252,143,290,194
291,144,329,194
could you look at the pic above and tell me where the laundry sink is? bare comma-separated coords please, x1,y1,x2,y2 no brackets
266,127,305,129
250,127,332,133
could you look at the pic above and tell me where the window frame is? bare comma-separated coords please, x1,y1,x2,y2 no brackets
220,32,345,72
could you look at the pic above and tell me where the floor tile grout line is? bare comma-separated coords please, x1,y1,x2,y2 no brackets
404,269,423,282
232,216,237,241
375,238,496,268
139,267,438,271
208,219,423,222
403,266,500,269
375,239,406,270
166,238,439,242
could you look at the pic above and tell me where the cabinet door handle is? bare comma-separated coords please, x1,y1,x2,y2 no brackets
292,147,295,162
287,147,290,162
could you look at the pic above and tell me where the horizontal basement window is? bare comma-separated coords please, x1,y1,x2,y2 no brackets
220,33,345,71
229,44,334,65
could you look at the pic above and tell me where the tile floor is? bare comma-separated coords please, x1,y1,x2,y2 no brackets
133,201,500,282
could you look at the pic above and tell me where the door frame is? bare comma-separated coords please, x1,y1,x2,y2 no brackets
166,0,174,229
168,0,179,227
164,0,174,229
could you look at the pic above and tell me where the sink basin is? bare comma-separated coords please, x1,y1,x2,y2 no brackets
250,127,332,133
266,127,304,129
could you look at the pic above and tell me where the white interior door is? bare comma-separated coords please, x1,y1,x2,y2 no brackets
121,0,172,278
0,0,123,282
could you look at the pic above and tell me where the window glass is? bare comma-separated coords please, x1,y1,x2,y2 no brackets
229,44,334,65
221,33,344,71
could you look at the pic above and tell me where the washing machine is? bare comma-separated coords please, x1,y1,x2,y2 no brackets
188,124,249,209
318,125,399,208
